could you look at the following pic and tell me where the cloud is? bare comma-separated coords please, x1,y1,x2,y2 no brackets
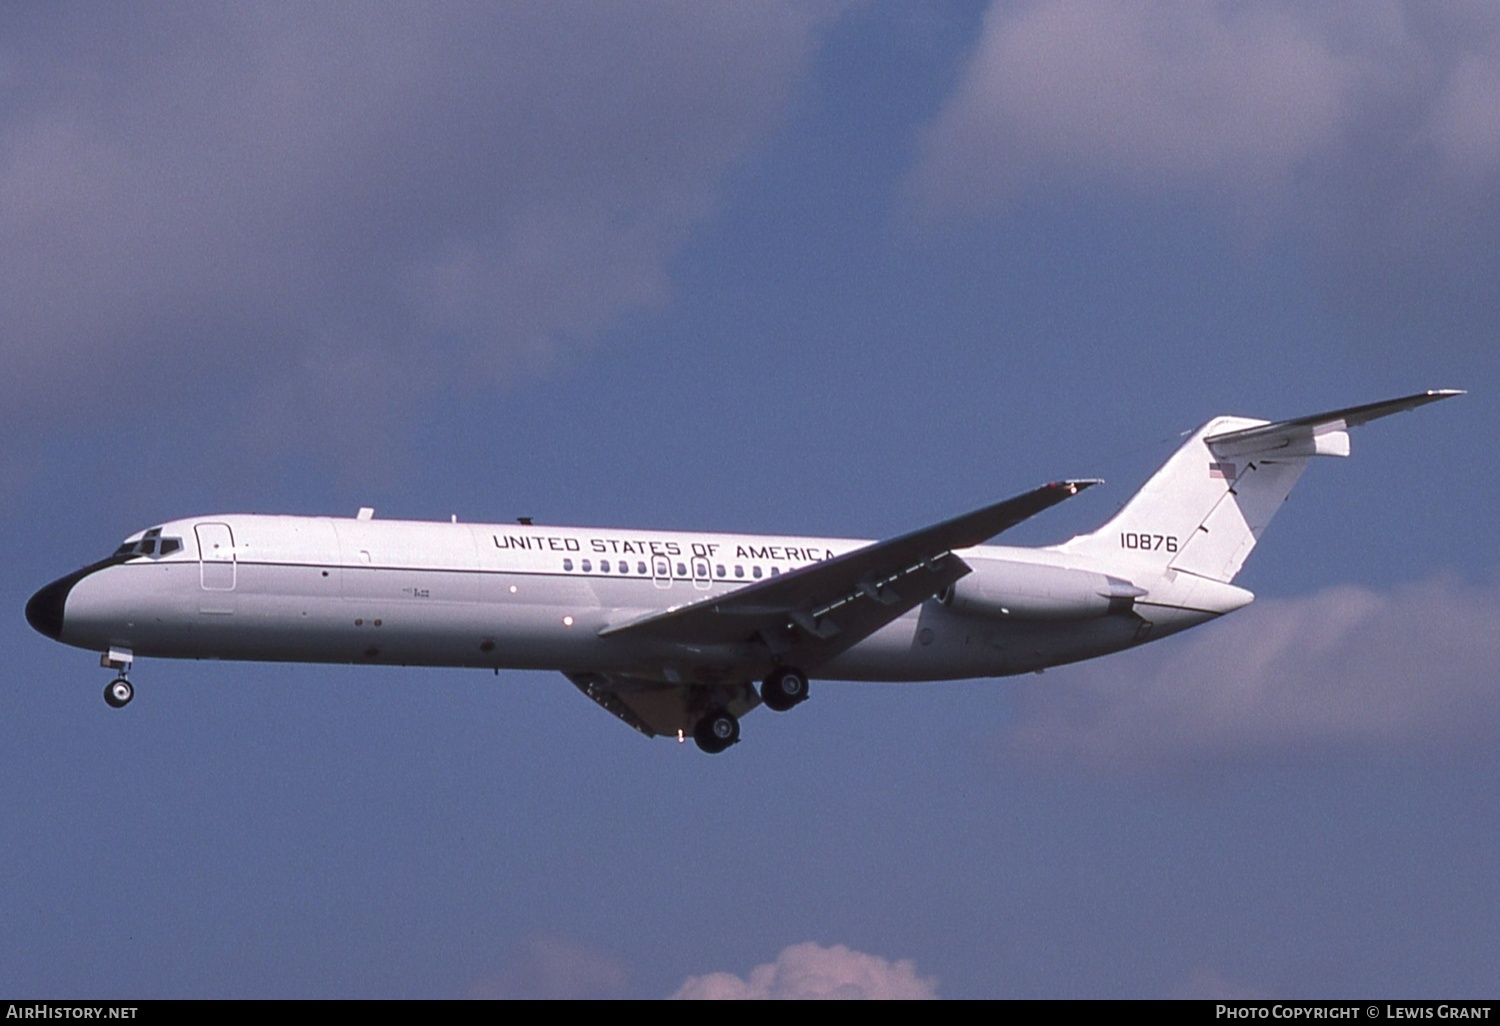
671,941,939,1000
908,0,1500,331
0,3,821,451
466,935,629,1000
914,0,1364,205
1000,575,1500,768
913,0,1500,209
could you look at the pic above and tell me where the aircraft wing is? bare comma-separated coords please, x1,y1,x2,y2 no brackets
598,480,1099,670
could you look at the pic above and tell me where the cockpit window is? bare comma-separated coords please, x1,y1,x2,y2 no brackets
116,529,184,559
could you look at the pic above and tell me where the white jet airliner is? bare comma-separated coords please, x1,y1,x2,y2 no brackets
27,390,1460,752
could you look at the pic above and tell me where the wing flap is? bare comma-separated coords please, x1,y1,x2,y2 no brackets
769,551,971,667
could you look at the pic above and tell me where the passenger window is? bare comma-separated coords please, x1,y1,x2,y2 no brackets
676,562,687,577
770,566,780,577
563,558,574,571
637,561,647,575
582,559,592,572
735,566,744,578
600,560,611,573
716,564,725,578
753,566,762,579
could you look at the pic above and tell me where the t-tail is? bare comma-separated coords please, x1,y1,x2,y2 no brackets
1054,391,1464,594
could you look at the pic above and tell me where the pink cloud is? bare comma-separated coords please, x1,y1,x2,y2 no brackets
672,941,939,1000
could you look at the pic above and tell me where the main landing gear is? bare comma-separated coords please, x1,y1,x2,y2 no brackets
693,709,740,754
690,668,810,754
760,667,809,712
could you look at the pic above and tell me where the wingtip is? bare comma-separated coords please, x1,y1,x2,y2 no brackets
1055,478,1103,495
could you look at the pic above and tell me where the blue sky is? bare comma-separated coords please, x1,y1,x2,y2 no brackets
4,1,1496,998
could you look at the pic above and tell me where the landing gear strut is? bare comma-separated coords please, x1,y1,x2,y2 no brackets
693,709,739,754
100,646,134,709
104,678,134,708
760,667,809,712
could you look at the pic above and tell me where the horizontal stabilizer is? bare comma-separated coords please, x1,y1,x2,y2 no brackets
1204,389,1464,459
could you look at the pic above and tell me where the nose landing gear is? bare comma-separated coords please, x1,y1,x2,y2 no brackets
100,646,134,709
104,678,134,708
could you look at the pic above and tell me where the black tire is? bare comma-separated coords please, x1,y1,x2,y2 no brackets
104,678,133,709
761,667,808,711
693,710,739,753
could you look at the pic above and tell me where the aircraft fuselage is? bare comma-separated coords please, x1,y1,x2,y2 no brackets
32,513,1221,686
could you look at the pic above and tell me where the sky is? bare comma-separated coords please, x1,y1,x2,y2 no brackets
3,0,1496,999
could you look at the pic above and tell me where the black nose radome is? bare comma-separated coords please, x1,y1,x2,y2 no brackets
26,553,132,642
25,576,72,640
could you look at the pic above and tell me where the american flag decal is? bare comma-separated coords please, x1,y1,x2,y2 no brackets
1209,461,1237,480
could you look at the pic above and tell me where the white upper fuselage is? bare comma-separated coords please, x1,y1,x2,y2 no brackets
50,511,1241,686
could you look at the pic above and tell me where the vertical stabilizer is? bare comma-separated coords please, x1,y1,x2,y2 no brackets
1053,416,1301,583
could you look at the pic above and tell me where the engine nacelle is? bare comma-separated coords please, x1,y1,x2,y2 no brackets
947,558,1144,620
